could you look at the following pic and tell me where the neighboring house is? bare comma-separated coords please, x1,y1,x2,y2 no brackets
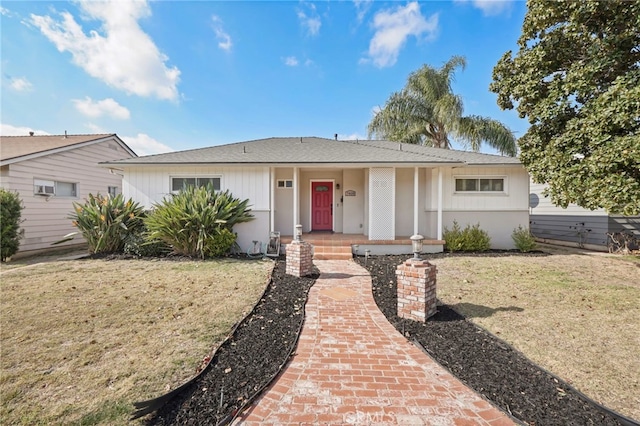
104,137,529,254
0,133,137,255
529,182,640,251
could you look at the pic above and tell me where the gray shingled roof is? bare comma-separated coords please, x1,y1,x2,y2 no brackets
103,137,520,166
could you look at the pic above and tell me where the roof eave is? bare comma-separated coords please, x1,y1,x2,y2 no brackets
2,134,136,165
100,161,466,168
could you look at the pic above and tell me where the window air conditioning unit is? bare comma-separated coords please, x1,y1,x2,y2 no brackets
35,184,55,195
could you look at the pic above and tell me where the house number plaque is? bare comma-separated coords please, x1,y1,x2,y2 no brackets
344,190,356,196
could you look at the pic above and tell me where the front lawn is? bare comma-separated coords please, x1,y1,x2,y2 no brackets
0,257,273,425
429,251,639,421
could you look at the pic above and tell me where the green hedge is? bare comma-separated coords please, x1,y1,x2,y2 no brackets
1,189,23,261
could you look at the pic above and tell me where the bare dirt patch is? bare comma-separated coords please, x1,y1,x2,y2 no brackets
0,257,273,425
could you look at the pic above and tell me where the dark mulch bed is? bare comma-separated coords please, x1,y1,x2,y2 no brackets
143,259,318,425
357,254,637,426
136,252,637,426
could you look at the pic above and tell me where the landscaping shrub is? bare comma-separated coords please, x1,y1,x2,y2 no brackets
512,225,537,252
123,230,170,257
464,223,492,251
70,194,146,254
144,185,253,259
0,189,23,261
443,220,491,252
442,220,465,252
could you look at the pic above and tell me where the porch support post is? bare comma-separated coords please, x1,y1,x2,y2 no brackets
413,166,419,236
437,168,443,240
269,167,275,233
293,166,299,235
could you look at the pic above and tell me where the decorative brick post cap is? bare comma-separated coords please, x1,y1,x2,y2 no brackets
403,259,432,268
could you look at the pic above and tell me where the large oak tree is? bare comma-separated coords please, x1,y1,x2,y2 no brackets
491,0,640,215
368,56,517,156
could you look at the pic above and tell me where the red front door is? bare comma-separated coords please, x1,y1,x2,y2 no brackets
312,181,333,231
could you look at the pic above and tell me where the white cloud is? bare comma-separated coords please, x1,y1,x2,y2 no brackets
363,2,438,68
284,56,299,66
10,77,33,91
353,0,372,23
0,123,50,136
338,133,366,141
297,2,321,37
211,15,232,51
121,133,173,156
1,6,13,17
455,0,513,16
73,97,130,120
85,123,107,133
30,0,180,100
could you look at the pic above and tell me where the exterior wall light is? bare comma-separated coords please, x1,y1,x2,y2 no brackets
410,234,424,259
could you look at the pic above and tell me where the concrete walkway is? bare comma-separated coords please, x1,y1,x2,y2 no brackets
236,260,515,425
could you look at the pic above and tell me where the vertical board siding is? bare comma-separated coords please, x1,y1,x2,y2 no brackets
342,169,365,234
122,166,271,251
437,166,529,211
274,168,294,236
123,166,270,210
395,168,415,237
4,140,134,253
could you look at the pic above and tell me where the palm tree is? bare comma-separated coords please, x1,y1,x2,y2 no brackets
368,56,517,156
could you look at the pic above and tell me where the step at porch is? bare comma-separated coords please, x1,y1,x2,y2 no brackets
311,244,353,260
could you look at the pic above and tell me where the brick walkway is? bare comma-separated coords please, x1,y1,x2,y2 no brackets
236,260,515,425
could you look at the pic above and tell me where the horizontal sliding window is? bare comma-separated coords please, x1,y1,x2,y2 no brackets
455,178,504,192
171,176,221,192
33,179,77,197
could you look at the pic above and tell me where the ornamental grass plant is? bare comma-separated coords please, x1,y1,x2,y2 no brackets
69,194,146,254
144,185,254,259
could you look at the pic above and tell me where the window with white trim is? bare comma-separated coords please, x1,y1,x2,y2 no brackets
108,186,119,197
455,177,505,192
34,179,77,197
277,179,293,188
171,176,221,192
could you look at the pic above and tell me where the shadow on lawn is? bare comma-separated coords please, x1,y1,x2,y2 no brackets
448,302,524,319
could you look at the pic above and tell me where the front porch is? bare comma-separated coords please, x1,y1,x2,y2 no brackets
281,233,445,260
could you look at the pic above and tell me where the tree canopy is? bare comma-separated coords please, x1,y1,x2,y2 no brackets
368,56,518,156
491,0,640,215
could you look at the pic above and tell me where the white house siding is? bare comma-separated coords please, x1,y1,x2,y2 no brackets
2,141,132,253
299,170,343,233
122,165,271,251
426,166,530,249
342,168,365,234
394,168,429,238
274,168,294,236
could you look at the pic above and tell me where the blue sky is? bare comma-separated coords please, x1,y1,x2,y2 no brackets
1,0,528,156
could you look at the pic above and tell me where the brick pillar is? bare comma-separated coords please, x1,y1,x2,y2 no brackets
286,241,313,277
396,258,437,322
